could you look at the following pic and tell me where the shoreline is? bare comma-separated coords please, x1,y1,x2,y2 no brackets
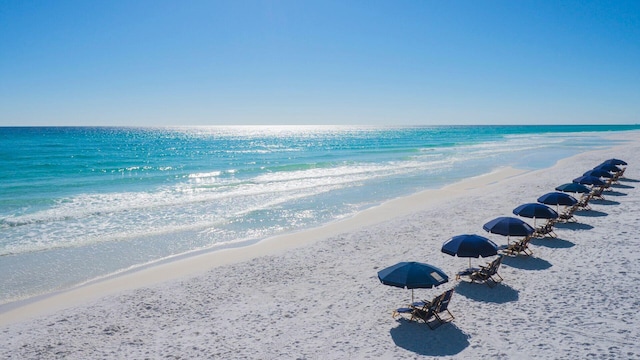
2,129,638,326
0,129,632,311
1,130,639,358
0,165,528,326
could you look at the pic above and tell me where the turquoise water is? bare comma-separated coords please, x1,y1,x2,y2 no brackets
0,125,637,304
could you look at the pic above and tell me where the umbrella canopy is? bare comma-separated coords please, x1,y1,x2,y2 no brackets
556,182,591,194
594,163,622,173
483,216,535,237
537,192,578,206
378,262,449,303
513,203,558,219
378,262,448,289
441,234,498,258
601,158,627,166
584,169,614,179
573,175,605,186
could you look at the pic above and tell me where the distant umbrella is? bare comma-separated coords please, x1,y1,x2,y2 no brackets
537,192,578,212
483,216,535,243
442,234,498,269
513,203,558,227
556,183,591,194
601,158,627,166
378,262,449,303
442,234,499,258
573,175,605,186
584,169,614,179
595,163,622,173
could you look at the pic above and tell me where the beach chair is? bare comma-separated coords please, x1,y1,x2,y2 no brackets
590,186,606,200
392,291,440,320
410,306,438,326
460,255,504,287
392,302,436,323
534,219,557,238
557,206,578,223
613,167,626,182
392,289,454,329
503,235,533,256
575,193,592,211
430,289,455,328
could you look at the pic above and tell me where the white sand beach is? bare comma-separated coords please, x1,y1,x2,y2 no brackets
1,131,639,359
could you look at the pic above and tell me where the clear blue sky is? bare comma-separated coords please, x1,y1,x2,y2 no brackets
1,0,639,126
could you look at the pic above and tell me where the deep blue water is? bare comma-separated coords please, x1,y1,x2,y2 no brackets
0,125,637,303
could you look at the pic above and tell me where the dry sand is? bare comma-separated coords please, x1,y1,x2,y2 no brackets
1,131,639,359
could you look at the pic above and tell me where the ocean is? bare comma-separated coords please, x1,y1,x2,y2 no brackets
0,125,637,304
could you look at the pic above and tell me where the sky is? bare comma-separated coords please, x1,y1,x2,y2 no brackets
0,0,639,126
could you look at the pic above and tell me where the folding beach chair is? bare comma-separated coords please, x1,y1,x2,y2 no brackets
534,219,557,238
576,193,593,211
504,235,533,256
393,289,454,329
557,206,578,223
470,255,504,287
392,291,441,320
430,288,455,329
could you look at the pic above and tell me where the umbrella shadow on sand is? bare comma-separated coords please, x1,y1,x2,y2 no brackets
574,209,608,217
500,255,552,271
530,237,575,249
618,178,639,183
602,190,628,196
589,199,621,206
454,281,519,304
390,319,470,356
553,222,594,231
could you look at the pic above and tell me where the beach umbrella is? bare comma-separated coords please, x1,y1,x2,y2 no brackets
594,163,622,173
483,216,535,243
601,158,627,166
584,169,614,179
573,175,605,186
441,234,498,268
556,183,591,194
378,261,448,303
513,203,558,227
537,192,578,212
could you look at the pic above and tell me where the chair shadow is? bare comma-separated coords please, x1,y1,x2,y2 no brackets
501,255,552,270
553,222,594,230
390,319,470,356
574,209,608,217
588,199,621,206
530,237,575,249
454,281,519,304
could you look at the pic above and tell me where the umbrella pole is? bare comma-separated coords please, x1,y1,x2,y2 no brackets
411,289,414,304
468,258,472,269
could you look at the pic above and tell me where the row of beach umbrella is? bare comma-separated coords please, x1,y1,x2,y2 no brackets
377,158,628,309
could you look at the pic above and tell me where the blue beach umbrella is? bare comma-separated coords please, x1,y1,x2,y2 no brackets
594,163,622,173
483,216,535,240
573,175,605,186
442,234,498,268
584,169,614,179
442,234,498,258
537,192,578,212
556,183,591,194
378,261,449,303
601,158,627,166
513,203,558,227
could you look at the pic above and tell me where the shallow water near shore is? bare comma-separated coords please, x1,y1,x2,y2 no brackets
0,125,637,304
